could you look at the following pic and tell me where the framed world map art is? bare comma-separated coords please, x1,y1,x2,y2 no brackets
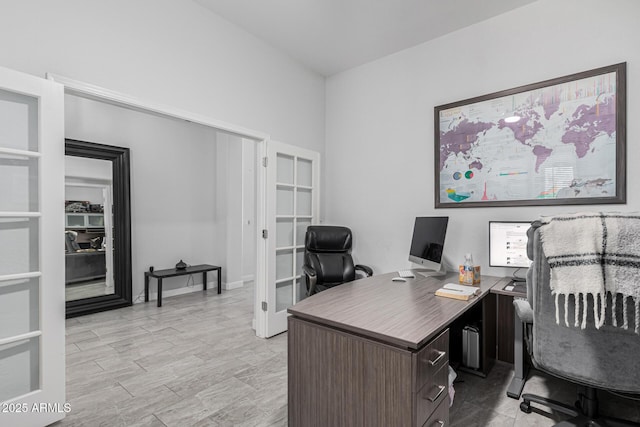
434,63,626,208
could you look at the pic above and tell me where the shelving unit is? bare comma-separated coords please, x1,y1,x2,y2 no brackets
65,212,105,229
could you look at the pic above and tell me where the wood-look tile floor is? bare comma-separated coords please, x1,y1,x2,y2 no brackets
55,283,640,426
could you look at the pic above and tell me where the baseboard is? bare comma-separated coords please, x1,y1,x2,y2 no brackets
242,274,255,283
135,279,244,304
225,280,243,290
142,283,204,302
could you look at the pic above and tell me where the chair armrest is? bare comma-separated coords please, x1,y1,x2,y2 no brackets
302,265,316,278
355,264,373,277
302,265,318,296
513,298,533,324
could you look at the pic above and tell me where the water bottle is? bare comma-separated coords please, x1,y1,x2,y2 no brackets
463,253,474,285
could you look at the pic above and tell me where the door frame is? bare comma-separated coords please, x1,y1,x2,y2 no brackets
46,73,272,337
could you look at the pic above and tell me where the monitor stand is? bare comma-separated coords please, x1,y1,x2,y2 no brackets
415,264,447,278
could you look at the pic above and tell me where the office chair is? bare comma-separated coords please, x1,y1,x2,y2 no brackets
302,225,373,296
514,216,640,426
65,230,81,252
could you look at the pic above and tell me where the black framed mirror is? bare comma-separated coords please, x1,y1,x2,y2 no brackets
65,139,132,318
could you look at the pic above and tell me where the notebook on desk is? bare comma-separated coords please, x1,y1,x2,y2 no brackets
503,281,527,295
435,283,481,301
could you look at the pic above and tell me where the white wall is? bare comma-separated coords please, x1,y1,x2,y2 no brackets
215,132,245,289
242,139,257,281
325,0,640,277
65,156,112,181
0,0,325,154
65,156,112,203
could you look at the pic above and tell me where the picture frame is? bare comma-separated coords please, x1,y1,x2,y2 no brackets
434,63,626,208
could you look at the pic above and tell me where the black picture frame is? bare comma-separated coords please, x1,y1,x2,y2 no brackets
65,139,132,318
434,63,626,208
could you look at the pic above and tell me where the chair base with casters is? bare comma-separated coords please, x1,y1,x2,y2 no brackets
520,387,640,427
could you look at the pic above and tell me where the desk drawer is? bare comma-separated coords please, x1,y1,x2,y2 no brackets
415,362,448,426
416,328,449,391
421,397,449,427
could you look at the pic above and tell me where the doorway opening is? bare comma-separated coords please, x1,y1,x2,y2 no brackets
64,95,261,317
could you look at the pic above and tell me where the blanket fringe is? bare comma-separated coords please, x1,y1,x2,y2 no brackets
554,292,637,332
636,300,640,334
634,298,640,334
611,292,617,327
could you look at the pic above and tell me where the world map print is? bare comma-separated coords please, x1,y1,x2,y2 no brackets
438,70,618,205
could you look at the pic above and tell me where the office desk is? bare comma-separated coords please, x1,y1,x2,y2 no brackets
287,271,502,427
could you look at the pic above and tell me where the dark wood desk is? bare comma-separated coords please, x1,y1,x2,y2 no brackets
65,251,106,285
144,264,221,307
287,271,502,427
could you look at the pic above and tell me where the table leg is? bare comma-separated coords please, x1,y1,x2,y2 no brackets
203,272,207,292
217,268,221,294
507,312,529,399
144,273,149,302
157,278,163,307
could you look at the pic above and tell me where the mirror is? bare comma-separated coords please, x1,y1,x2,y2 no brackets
65,139,131,317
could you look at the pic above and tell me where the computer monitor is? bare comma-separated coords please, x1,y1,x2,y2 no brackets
488,221,532,269
408,216,448,275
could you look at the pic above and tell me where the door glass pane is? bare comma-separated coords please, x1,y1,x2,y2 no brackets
276,186,294,215
0,278,39,340
0,88,38,152
296,248,304,277
296,278,306,303
276,218,293,248
296,219,311,247
276,249,293,280
297,158,313,187
296,188,312,216
0,218,39,276
0,337,39,402
276,280,293,312
276,153,294,184
0,155,38,212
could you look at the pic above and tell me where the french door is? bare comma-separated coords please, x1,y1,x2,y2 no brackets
263,141,320,337
0,66,65,426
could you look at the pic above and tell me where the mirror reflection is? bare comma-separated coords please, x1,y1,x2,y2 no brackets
64,156,114,301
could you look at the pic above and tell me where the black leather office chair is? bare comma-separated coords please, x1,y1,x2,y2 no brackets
515,216,640,426
302,226,373,296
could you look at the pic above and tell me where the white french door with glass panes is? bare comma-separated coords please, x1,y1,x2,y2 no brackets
264,141,319,337
0,66,65,426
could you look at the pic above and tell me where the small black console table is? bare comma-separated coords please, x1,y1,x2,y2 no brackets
144,264,222,307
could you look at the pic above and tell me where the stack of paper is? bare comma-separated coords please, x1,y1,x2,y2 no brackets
435,283,481,301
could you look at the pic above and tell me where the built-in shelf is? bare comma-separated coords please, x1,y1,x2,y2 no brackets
65,212,105,229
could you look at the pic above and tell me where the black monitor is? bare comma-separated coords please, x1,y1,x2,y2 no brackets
408,216,448,275
489,221,531,269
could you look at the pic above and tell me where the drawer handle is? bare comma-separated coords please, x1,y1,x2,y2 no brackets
428,350,446,366
427,385,446,402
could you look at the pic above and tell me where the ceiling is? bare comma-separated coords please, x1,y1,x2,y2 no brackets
193,0,538,76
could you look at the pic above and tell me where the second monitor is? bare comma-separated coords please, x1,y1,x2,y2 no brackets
409,216,448,277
